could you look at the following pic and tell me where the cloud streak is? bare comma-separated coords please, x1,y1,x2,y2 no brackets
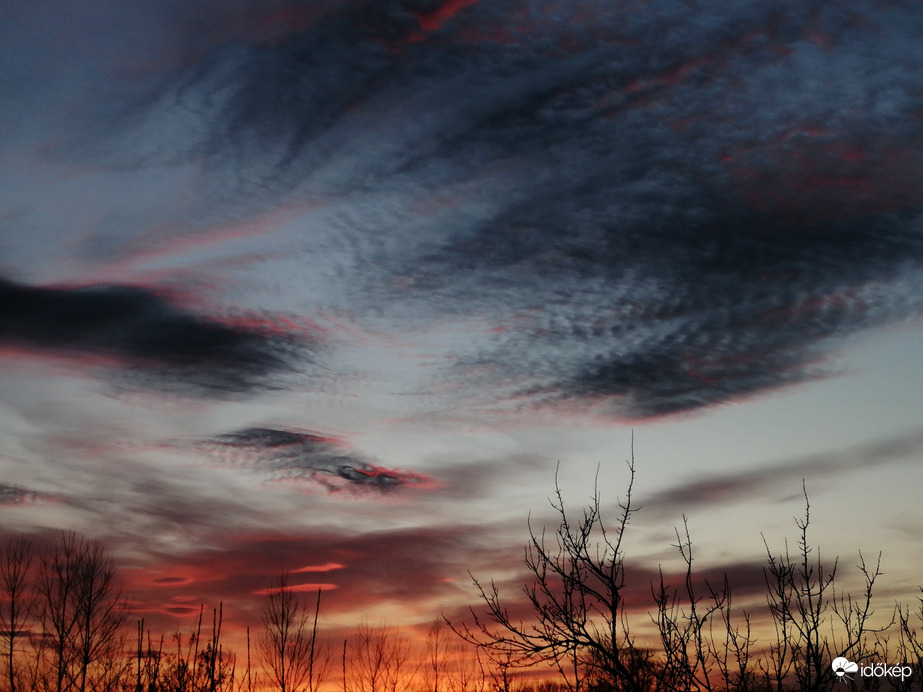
640,429,923,517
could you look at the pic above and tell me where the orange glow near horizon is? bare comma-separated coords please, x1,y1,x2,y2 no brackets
294,562,346,573
252,582,339,595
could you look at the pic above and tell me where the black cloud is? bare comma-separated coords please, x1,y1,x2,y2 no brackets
0,277,307,396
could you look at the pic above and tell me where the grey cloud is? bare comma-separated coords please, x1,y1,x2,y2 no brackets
39,455,269,551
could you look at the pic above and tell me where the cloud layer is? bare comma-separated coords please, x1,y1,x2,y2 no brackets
93,0,923,418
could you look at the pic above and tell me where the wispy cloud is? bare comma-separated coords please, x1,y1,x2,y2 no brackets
640,429,923,517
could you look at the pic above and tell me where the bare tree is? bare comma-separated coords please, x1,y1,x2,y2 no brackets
761,484,885,692
651,516,762,692
161,604,236,692
652,519,725,692
133,618,167,692
37,532,91,692
706,577,756,692
72,539,127,692
346,622,415,692
425,620,451,692
37,533,79,692
894,592,923,692
0,536,34,692
259,575,327,692
35,532,128,692
479,645,520,692
449,447,646,692
447,642,486,692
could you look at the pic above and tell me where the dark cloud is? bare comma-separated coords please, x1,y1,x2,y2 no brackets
640,429,923,517
450,209,923,417
0,277,309,396
164,605,199,615
40,1,923,417
208,427,434,492
114,0,923,418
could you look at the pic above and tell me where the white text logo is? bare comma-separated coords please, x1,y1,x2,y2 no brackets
832,657,912,682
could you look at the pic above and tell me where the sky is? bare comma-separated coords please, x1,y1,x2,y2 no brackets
1,0,923,662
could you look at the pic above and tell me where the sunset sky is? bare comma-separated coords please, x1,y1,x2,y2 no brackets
1,0,922,662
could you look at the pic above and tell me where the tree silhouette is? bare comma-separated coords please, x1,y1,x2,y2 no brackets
0,537,34,692
259,574,327,692
36,532,127,692
760,483,886,692
157,604,236,692
346,622,415,692
449,448,646,692
424,620,451,692
449,452,895,692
